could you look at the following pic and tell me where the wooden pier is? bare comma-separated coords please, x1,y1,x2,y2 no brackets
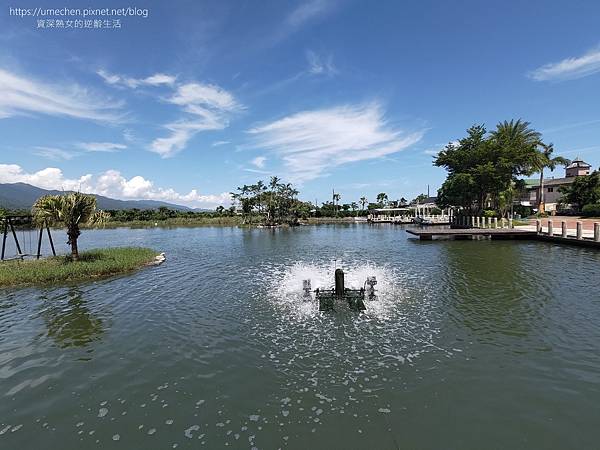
406,226,600,248
406,228,536,240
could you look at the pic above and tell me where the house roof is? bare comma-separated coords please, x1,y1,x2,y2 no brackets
566,156,591,169
524,177,575,188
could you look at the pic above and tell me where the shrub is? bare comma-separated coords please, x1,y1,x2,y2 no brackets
483,209,497,218
581,204,600,217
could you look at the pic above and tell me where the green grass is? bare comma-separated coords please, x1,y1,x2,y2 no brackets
0,247,158,287
92,216,243,229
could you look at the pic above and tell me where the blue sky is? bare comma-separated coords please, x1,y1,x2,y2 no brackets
1,0,600,208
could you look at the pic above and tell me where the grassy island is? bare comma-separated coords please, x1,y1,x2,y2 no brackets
0,247,159,287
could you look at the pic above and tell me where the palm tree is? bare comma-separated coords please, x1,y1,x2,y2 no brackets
400,197,407,206
376,192,388,206
531,143,569,213
359,196,368,210
32,192,107,261
332,192,341,216
491,119,541,149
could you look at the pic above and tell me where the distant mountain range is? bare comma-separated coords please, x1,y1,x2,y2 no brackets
0,183,195,211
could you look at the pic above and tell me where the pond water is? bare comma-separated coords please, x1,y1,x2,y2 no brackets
1,225,600,449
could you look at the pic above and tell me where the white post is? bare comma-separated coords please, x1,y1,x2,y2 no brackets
471,216,475,227
595,223,600,242
547,220,553,237
577,221,583,240
509,218,513,229
476,217,480,228
562,221,568,238
494,217,498,229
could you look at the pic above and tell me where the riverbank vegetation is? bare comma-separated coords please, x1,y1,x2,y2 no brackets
434,120,570,217
560,168,600,216
0,247,158,287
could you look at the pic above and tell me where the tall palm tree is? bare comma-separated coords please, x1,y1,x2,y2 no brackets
491,119,541,149
531,143,569,213
332,192,341,216
376,192,388,206
32,192,108,261
359,196,368,210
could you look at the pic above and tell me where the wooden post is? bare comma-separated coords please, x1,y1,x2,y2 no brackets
1,219,7,261
535,219,541,233
509,218,513,229
562,221,568,238
36,226,43,259
547,220,553,237
46,222,56,256
576,221,583,240
335,269,344,297
8,218,23,256
595,223,600,242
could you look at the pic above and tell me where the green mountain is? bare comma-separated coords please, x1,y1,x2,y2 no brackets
0,183,193,211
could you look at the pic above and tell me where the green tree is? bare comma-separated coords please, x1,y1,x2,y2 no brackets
32,192,108,260
332,192,341,216
359,196,368,210
560,169,600,210
529,143,569,213
376,192,388,206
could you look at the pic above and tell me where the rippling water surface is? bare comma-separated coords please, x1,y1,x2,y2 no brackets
1,225,600,449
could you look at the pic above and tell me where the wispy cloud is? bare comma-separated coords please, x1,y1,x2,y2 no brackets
306,50,337,76
212,140,230,147
251,156,267,168
528,46,600,81
0,68,122,122
34,147,76,161
248,102,423,182
287,0,334,28
150,82,242,158
423,141,459,156
0,164,231,208
77,142,127,152
97,69,176,88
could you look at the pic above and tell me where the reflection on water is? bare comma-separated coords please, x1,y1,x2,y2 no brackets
41,289,105,350
0,225,600,449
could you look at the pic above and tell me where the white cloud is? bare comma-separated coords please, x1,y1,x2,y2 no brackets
0,68,122,122
306,50,337,76
248,102,423,182
529,47,600,81
0,164,93,192
0,164,231,208
212,140,230,146
423,141,459,156
97,69,176,88
287,0,333,27
150,82,242,158
251,156,267,168
77,142,127,152
34,147,76,161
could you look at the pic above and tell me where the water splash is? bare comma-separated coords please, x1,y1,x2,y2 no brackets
261,260,406,319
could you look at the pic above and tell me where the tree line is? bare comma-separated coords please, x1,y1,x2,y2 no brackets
434,119,571,217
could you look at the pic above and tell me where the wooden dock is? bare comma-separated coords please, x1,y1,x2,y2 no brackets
406,227,600,248
406,228,537,240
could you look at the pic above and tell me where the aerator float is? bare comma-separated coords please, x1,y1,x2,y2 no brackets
303,269,377,311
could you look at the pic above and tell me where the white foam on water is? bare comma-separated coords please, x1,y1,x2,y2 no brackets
262,260,406,320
